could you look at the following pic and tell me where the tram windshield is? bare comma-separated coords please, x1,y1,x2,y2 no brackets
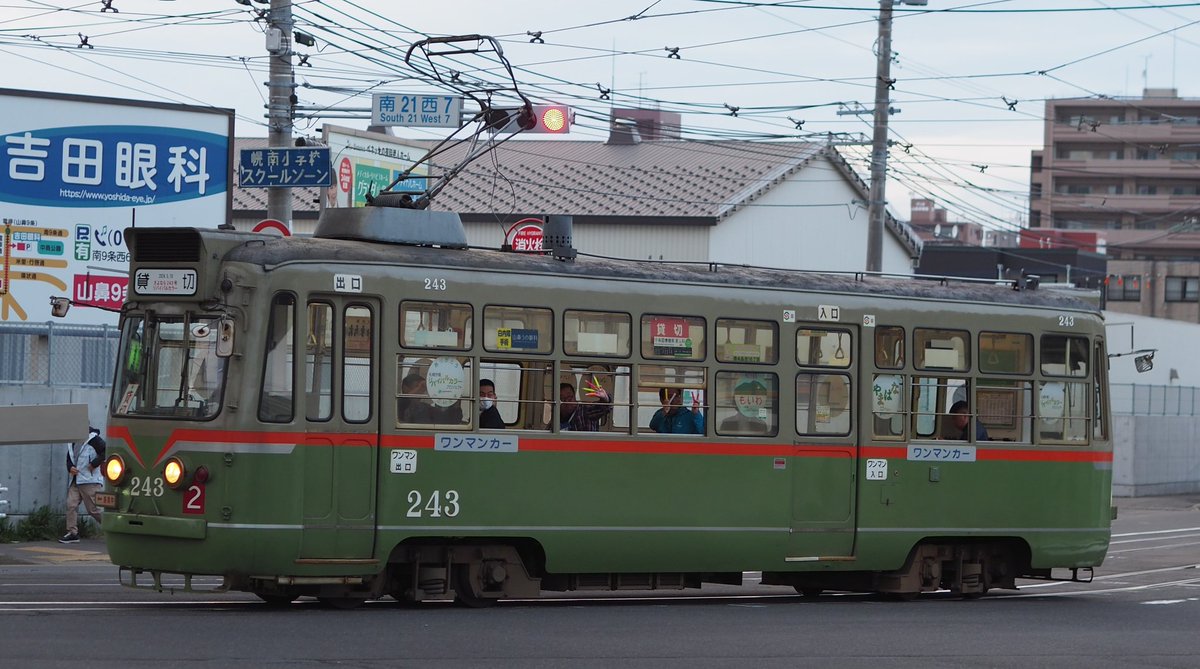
112,312,227,420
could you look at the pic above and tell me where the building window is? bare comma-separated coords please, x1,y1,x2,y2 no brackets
1165,276,1199,302
1106,275,1141,301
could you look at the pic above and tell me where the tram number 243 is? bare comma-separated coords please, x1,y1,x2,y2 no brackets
406,489,461,518
128,476,206,513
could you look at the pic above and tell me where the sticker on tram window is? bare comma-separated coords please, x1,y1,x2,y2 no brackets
333,273,362,293
906,445,977,463
495,327,539,350
390,449,418,474
866,458,888,480
182,484,205,515
435,433,518,453
133,269,196,296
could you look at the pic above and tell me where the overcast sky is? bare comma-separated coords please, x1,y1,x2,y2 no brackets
2,0,1198,233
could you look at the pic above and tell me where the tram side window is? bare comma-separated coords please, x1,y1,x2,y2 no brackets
1041,334,1089,377
637,364,707,434
1093,339,1109,440
714,372,778,437
912,376,968,439
560,362,631,433
258,293,295,423
978,379,1032,443
343,305,372,423
871,373,905,439
796,373,851,436
1038,381,1090,444
716,318,778,364
979,331,1033,374
642,314,706,361
914,328,970,372
396,355,471,429
797,327,851,368
479,358,554,430
484,305,553,354
306,302,334,422
564,310,631,357
400,300,472,350
875,326,905,370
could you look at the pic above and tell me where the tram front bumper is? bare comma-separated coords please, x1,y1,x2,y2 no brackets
104,512,206,540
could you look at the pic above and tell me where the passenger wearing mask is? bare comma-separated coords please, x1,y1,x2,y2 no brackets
478,378,505,429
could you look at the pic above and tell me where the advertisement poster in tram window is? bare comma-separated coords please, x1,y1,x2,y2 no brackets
320,125,429,210
0,88,233,325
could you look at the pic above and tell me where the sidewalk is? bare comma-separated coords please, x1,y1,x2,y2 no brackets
0,495,1196,567
0,537,110,566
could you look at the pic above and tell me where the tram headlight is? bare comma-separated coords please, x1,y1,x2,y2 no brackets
104,454,127,485
163,457,186,489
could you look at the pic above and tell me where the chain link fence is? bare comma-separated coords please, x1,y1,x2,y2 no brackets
0,321,119,387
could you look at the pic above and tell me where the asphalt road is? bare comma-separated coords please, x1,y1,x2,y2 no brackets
2,495,1198,668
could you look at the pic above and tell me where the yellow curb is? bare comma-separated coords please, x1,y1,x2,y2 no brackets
17,546,109,562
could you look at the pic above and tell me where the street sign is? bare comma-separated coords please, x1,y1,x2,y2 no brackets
238,147,331,188
372,93,462,128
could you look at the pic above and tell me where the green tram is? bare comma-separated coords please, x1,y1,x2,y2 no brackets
98,208,1113,606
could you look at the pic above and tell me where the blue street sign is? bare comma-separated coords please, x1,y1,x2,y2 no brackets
239,147,332,188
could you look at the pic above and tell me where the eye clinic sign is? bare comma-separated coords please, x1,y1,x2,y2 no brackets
0,88,232,325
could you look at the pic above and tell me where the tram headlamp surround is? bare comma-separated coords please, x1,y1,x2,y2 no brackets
104,454,127,485
163,457,186,489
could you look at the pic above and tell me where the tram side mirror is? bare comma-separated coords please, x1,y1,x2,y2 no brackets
216,318,235,358
50,296,71,318
1134,352,1154,373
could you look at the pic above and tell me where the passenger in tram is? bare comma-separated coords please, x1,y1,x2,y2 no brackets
558,379,611,431
478,378,505,429
650,388,705,434
398,372,463,424
948,400,989,441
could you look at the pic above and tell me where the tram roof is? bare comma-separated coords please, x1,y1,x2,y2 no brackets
221,230,1096,313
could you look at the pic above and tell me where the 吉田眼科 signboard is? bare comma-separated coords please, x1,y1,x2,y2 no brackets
0,88,232,325
238,147,331,187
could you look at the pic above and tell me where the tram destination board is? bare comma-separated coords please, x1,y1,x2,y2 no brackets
238,148,332,188
372,93,462,128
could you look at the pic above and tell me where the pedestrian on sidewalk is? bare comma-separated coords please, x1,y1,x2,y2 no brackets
60,427,106,544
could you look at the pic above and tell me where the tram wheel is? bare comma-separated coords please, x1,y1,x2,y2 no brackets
318,596,367,610
452,564,498,609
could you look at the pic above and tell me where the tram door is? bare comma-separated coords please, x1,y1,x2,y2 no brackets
299,297,379,559
788,323,858,559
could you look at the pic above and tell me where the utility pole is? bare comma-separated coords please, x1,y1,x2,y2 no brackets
266,0,294,227
864,0,895,273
